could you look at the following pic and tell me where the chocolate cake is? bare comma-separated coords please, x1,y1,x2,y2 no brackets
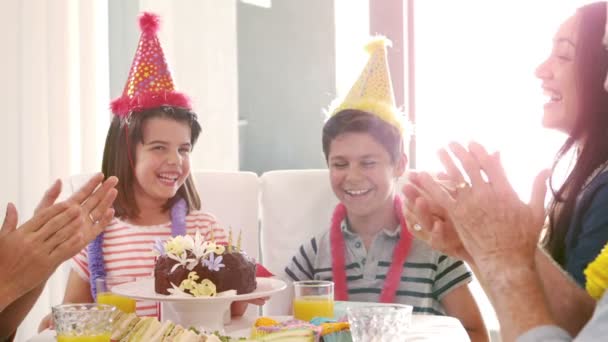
152,231,256,297
154,251,256,295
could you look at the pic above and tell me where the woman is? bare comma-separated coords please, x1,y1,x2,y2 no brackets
402,1,608,338
536,1,608,287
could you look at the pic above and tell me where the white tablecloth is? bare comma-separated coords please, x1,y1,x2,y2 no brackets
29,314,470,341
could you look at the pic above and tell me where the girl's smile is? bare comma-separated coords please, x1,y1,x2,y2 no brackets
133,117,192,207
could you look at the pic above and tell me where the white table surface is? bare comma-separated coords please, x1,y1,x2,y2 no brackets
29,314,470,341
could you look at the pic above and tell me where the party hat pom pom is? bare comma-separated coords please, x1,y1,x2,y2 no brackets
110,96,132,118
139,12,160,35
365,36,392,54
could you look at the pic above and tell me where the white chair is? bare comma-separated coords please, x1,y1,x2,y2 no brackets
259,169,336,315
192,171,260,261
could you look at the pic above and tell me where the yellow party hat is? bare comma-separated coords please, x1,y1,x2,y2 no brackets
329,37,405,133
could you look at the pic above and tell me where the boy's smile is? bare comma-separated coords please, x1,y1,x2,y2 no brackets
328,132,404,222
344,188,373,196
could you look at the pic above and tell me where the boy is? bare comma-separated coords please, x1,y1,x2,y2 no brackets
284,38,489,342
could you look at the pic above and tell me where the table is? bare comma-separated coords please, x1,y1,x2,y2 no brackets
28,314,470,341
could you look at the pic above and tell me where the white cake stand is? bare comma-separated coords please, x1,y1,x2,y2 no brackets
112,277,286,332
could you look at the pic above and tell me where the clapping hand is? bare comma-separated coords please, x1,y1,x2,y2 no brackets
0,174,117,306
407,142,549,272
402,171,473,264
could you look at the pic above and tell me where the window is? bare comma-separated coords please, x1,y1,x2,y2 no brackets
414,1,591,199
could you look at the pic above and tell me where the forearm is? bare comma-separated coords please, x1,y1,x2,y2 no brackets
231,301,248,317
0,280,24,313
480,262,554,342
535,248,595,335
467,328,490,342
0,282,45,338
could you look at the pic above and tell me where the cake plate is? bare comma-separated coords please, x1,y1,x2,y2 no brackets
112,277,286,332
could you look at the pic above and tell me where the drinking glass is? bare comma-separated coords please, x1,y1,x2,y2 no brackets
52,303,115,342
292,280,334,321
95,276,137,313
347,304,413,342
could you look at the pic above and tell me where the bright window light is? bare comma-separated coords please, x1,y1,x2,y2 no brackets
414,1,596,199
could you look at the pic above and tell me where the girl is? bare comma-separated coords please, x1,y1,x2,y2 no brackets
39,12,235,329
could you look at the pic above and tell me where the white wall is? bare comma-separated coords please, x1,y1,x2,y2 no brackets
1,1,238,339
110,0,240,171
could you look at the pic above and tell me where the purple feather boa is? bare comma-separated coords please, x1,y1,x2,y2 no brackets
170,198,187,237
88,233,105,299
87,197,187,299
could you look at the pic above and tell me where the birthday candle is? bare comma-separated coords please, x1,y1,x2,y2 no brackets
228,228,233,253
237,230,242,252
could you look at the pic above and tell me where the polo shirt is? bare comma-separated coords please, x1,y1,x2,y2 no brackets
284,219,472,315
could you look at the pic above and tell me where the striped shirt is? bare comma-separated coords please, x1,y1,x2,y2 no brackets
71,210,227,317
284,220,472,315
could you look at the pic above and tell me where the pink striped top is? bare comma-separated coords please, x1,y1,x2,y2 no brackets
71,210,227,317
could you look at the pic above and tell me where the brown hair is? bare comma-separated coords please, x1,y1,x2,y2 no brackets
102,106,203,219
322,109,404,162
545,2,608,265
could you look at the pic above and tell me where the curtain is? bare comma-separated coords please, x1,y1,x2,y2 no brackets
0,0,110,340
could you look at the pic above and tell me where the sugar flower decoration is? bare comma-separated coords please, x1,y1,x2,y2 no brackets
162,229,227,273
169,271,217,297
204,241,226,255
152,238,166,256
167,249,196,273
202,253,225,272
190,279,217,297
167,283,192,297
164,235,192,256
585,242,608,300
179,271,201,291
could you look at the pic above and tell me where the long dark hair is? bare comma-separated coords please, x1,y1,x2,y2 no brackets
545,2,608,265
101,106,203,219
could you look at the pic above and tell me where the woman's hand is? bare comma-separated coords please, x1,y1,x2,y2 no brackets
402,172,473,264
413,142,549,271
0,174,118,309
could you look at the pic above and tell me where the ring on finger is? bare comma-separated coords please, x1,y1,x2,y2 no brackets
413,223,423,231
456,182,470,190
88,213,99,224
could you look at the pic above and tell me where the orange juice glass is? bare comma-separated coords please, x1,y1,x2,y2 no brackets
52,303,114,342
293,280,334,321
56,335,111,342
95,276,136,313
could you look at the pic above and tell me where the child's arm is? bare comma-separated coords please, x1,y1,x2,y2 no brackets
38,270,93,332
62,269,94,303
231,301,248,317
441,284,489,342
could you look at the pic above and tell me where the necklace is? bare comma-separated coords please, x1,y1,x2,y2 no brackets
330,196,412,303
88,197,187,298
